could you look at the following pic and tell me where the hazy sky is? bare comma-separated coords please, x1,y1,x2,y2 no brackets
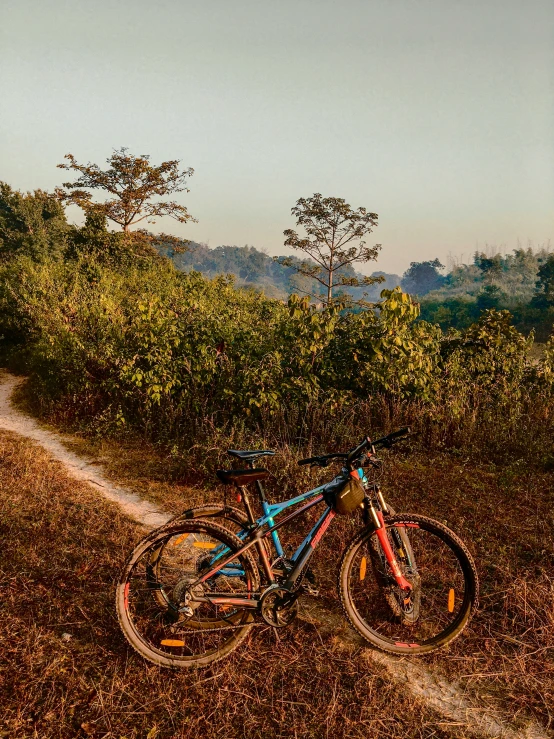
1,0,553,274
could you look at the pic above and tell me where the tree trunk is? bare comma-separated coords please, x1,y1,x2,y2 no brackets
327,254,334,305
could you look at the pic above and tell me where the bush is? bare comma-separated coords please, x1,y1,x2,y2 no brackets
1,250,553,467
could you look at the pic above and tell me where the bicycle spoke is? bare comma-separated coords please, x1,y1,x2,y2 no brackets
340,515,478,654
117,521,259,667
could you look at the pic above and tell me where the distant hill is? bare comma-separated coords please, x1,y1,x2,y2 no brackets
159,240,401,301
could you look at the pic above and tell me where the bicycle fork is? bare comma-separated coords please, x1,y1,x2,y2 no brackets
364,498,412,592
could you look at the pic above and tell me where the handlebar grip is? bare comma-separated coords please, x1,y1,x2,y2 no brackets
372,427,413,449
388,426,411,441
298,456,318,466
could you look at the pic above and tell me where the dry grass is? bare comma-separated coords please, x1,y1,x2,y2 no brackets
0,431,470,739
27,426,554,734
382,453,554,728
5,374,554,734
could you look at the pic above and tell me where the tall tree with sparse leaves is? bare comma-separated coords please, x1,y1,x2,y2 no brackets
56,148,195,233
279,193,382,305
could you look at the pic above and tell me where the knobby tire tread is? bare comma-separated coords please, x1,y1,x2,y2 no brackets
338,513,479,655
116,519,260,668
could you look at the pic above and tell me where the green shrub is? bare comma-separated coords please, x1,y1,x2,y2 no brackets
2,250,553,466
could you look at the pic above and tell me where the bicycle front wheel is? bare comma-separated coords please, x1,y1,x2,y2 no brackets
339,514,478,655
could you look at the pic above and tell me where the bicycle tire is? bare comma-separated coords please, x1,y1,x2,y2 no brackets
160,503,249,530
150,503,270,603
158,503,272,561
116,519,260,668
339,514,478,655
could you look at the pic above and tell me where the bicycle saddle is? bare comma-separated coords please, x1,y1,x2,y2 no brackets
226,449,275,461
216,468,270,486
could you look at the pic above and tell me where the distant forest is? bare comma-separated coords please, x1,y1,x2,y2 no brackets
160,240,402,303
417,247,554,340
161,240,554,340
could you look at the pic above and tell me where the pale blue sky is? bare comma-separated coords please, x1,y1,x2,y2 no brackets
1,0,553,274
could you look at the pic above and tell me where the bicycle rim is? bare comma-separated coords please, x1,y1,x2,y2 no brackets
340,514,478,655
116,520,260,668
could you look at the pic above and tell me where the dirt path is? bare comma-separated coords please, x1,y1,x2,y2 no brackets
0,371,549,739
0,373,170,529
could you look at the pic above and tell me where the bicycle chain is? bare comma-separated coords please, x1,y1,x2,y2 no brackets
170,620,264,636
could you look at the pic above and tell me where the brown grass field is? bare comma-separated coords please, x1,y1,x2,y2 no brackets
1,428,553,738
77,432,554,725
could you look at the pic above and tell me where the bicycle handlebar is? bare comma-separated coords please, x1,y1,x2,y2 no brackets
298,428,413,468
371,427,412,449
346,427,411,462
298,452,348,468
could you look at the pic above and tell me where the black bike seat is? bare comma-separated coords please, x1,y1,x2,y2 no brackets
216,468,270,486
226,449,275,461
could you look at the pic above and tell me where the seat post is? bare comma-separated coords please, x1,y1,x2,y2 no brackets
245,457,267,503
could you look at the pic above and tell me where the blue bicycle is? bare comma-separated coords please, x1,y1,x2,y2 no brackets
116,429,478,668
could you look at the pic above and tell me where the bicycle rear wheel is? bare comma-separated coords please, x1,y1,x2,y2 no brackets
116,520,260,668
339,514,478,655
159,503,250,531
160,503,272,561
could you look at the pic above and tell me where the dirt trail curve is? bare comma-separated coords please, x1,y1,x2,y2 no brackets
0,371,549,739
0,373,170,529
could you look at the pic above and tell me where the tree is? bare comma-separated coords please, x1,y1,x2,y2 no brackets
0,182,68,261
278,193,382,305
474,252,503,278
56,148,195,233
476,284,505,312
401,258,445,296
531,255,554,308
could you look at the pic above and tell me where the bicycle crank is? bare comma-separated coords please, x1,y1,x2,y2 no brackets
259,585,299,628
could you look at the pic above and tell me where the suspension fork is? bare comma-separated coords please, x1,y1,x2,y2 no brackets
359,471,412,591
370,507,412,591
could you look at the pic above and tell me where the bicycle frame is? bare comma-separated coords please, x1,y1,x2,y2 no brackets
246,466,367,559
183,467,411,611
187,482,335,609
239,483,328,559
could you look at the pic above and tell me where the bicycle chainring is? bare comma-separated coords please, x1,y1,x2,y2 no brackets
259,585,299,628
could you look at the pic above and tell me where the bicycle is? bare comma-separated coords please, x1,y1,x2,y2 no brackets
116,427,479,668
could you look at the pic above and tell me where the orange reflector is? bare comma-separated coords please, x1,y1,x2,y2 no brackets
172,533,189,547
192,541,216,549
448,588,455,612
359,556,367,581
161,639,185,647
